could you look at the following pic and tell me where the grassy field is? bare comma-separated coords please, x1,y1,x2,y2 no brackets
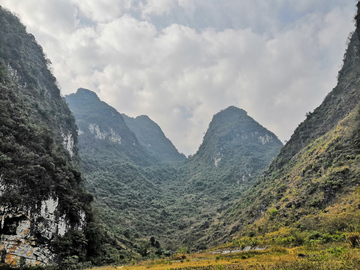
86,243,360,270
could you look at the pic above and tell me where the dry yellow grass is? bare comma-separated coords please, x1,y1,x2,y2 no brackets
86,248,303,270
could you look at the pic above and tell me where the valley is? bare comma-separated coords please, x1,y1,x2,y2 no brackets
65,89,282,252
1,1,360,270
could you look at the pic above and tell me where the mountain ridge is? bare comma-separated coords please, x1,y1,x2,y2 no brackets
66,88,283,251
203,5,360,248
122,113,186,163
65,88,156,167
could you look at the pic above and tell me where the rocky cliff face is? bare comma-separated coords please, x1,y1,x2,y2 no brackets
122,114,186,163
0,7,92,266
0,197,85,265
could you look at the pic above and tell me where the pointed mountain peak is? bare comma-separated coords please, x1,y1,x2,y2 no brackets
74,88,100,101
193,106,282,167
220,106,247,115
213,106,248,121
65,89,157,166
135,115,151,120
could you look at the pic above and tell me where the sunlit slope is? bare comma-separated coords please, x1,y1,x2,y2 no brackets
209,11,360,245
169,106,283,247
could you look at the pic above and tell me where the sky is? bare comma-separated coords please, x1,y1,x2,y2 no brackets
0,0,357,156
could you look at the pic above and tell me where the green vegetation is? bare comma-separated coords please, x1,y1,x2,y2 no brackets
3,1,360,269
66,91,283,252
200,8,360,261
0,7,131,268
122,114,186,163
0,6,90,226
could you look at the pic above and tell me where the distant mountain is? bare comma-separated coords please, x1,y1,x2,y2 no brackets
207,3,360,247
177,106,283,246
65,90,283,251
185,106,282,198
65,89,184,249
122,114,186,163
65,88,156,167
193,106,282,169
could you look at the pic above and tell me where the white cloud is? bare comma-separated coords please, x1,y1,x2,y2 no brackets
70,0,135,22
141,0,176,18
0,0,356,155
0,0,78,37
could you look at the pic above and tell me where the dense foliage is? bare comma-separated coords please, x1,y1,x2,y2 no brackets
0,5,92,225
4,2,360,268
66,89,195,250
0,7,124,267
66,90,283,253
0,62,90,222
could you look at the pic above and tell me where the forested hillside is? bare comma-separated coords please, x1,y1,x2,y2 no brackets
65,89,187,251
89,4,360,268
122,114,186,163
205,1,360,253
0,6,94,267
180,106,283,245
66,90,282,251
5,1,360,269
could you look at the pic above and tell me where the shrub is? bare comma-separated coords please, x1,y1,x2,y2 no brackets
347,232,360,248
172,253,187,260
270,209,278,218
270,246,288,253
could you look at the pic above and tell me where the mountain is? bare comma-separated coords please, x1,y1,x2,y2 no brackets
0,7,95,267
65,89,185,250
174,106,283,246
192,106,282,169
184,106,282,203
207,3,360,248
66,89,283,251
122,114,186,163
65,88,156,167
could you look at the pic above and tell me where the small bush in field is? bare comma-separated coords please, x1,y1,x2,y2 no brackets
270,209,278,217
172,253,187,260
347,232,360,248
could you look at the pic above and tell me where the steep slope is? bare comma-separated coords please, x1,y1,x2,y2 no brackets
210,4,360,247
176,107,283,246
122,114,186,163
186,106,282,202
65,89,185,248
66,89,283,252
0,7,94,266
65,88,156,167
192,106,282,169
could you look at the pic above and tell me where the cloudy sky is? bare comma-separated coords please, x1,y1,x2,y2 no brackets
0,0,357,155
